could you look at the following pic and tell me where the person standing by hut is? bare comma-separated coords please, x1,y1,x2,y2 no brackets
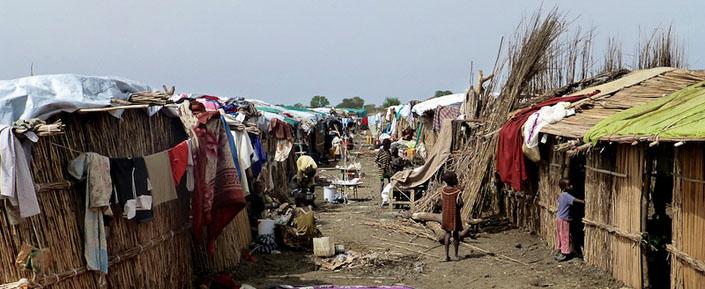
555,178,584,261
441,171,463,261
375,139,393,194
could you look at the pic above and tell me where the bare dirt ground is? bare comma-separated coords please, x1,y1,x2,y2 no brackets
233,146,623,289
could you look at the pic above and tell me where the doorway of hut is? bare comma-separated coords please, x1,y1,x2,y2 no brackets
644,146,674,289
568,153,586,257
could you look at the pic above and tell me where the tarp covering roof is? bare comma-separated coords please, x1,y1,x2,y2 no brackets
0,74,150,124
541,68,705,139
339,108,367,117
584,81,705,143
412,93,464,114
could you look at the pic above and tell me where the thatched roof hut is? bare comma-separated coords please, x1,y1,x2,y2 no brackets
524,68,705,289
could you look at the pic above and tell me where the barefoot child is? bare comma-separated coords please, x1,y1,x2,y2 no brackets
555,178,584,261
442,172,463,261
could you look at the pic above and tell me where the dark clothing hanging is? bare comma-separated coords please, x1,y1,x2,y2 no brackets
109,157,153,223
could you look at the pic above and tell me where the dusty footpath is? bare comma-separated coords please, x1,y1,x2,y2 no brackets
232,149,622,289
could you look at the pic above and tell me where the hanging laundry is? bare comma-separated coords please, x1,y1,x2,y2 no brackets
496,94,591,192
144,151,178,206
274,139,293,162
0,125,39,219
109,157,153,223
250,134,267,178
432,106,460,133
67,152,112,273
168,139,194,192
187,100,246,255
269,118,293,140
232,129,254,195
222,116,242,177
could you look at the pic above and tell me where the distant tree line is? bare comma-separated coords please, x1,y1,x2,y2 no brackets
299,89,451,114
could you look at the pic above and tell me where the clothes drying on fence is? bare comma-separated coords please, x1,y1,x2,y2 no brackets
521,102,574,161
0,125,39,219
144,151,178,206
68,152,112,273
433,106,460,133
188,104,246,255
168,139,194,191
496,94,591,192
110,157,153,223
250,134,267,178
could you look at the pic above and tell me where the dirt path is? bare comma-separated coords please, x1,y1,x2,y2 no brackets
233,148,622,289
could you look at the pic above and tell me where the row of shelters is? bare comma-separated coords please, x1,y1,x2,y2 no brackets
0,74,344,289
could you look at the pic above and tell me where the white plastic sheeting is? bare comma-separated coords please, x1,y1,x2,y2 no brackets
411,93,464,115
0,74,150,124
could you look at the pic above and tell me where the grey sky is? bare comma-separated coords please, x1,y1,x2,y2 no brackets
0,0,703,105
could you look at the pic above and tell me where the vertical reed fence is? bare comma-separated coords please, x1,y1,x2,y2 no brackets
670,143,705,289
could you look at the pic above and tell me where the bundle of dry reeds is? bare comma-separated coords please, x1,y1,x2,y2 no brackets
602,37,624,73
415,8,571,221
119,85,176,106
637,26,685,69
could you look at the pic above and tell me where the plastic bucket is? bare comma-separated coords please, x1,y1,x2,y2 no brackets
323,185,337,202
257,219,275,236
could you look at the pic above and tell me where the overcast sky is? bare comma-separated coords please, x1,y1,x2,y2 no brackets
0,0,703,105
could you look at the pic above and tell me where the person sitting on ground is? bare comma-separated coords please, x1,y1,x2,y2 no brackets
555,178,584,262
442,171,463,261
375,138,393,194
290,155,318,207
282,199,322,251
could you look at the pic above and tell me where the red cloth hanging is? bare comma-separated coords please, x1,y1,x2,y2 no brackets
188,101,246,255
168,140,189,185
496,94,594,192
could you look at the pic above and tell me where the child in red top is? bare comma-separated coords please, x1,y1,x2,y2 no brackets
441,171,463,261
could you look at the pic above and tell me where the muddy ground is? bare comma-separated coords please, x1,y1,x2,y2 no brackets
233,146,623,289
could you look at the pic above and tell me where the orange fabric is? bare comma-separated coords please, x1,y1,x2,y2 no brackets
441,187,462,232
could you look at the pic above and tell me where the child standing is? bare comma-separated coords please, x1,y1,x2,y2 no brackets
555,178,584,261
375,139,393,194
441,171,463,261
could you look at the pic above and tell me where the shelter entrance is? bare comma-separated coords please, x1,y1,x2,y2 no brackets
644,146,674,289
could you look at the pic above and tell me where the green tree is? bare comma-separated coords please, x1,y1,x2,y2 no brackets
310,95,330,108
336,96,365,108
294,103,305,108
363,104,378,114
433,90,453,98
382,97,401,108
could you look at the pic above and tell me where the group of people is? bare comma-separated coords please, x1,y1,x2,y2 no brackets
374,137,586,262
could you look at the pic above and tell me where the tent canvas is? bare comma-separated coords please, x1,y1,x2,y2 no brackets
411,93,464,115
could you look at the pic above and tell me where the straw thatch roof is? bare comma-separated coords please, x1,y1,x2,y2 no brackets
541,68,705,139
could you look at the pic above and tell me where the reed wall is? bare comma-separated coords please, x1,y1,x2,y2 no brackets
0,109,251,289
536,141,568,250
583,144,644,289
670,144,705,289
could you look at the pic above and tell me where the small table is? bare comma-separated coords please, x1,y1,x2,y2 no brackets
389,186,415,210
333,181,364,202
